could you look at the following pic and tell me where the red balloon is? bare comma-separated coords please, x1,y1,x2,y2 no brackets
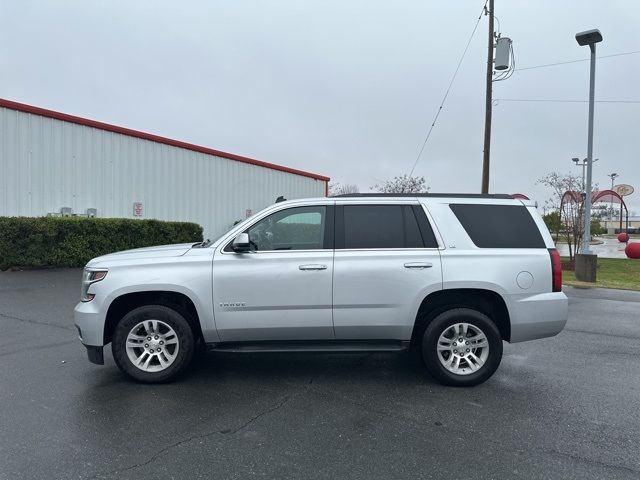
618,232,630,243
625,242,640,259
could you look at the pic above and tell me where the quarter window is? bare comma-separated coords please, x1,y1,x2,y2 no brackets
450,203,545,248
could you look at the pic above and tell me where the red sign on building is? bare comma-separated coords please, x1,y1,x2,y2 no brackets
133,202,143,217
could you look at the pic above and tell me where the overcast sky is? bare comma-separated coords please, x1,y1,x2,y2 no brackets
1,0,639,211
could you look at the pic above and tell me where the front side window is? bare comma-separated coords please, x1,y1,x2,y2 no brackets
244,206,327,251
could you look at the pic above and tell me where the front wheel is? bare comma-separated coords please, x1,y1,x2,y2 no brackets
112,305,195,383
421,308,503,387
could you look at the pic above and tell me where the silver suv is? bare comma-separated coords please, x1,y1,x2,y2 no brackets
74,194,568,386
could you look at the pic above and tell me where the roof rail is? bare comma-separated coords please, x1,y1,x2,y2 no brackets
332,193,514,199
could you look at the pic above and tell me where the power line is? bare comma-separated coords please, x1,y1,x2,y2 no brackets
495,98,640,104
408,0,487,177
515,50,640,71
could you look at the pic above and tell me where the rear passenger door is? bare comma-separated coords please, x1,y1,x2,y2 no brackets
332,202,443,340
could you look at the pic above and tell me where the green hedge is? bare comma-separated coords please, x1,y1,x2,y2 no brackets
0,217,203,270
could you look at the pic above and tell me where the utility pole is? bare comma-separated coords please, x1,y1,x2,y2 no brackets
481,0,494,194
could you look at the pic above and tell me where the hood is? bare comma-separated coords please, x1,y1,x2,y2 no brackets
86,243,195,266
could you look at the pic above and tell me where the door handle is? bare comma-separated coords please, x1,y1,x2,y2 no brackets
404,262,433,269
299,264,328,271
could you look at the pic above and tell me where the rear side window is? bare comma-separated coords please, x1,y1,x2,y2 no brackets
340,205,437,249
450,204,545,248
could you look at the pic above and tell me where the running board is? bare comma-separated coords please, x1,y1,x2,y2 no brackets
207,340,410,353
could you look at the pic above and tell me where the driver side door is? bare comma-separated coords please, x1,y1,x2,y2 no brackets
213,204,335,342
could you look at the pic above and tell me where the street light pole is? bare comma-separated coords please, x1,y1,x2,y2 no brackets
582,41,597,255
572,157,584,190
608,172,619,222
575,28,602,282
572,157,598,192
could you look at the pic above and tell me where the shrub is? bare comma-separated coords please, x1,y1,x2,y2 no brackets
590,219,607,236
0,217,203,270
542,211,561,238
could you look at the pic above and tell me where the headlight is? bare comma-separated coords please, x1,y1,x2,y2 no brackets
81,268,108,302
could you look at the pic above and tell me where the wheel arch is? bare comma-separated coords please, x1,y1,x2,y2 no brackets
411,288,511,344
104,291,203,345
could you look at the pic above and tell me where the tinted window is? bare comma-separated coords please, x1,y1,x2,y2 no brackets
412,205,439,248
450,204,545,248
245,206,326,251
342,205,430,249
403,206,424,248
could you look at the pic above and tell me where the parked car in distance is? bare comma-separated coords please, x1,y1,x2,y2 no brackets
75,193,568,386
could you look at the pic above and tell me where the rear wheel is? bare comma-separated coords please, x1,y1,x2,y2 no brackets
112,305,195,383
421,308,502,386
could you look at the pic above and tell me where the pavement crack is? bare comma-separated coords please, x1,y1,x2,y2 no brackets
564,328,640,340
88,395,292,479
307,386,640,477
593,350,640,357
310,383,640,477
0,312,73,331
227,394,291,434
545,448,640,475
0,339,77,358
307,385,397,421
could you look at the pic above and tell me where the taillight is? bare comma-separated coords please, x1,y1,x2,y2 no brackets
548,248,562,292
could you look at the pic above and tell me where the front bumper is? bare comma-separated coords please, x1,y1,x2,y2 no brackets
74,300,107,346
75,299,108,365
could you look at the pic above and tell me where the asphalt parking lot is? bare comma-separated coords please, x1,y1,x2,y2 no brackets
1,269,639,479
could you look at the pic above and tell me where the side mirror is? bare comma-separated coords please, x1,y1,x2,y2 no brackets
232,233,251,253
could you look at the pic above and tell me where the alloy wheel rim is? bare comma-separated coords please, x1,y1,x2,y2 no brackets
436,322,489,376
125,319,179,372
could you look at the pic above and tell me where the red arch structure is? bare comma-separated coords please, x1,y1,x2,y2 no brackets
560,189,629,232
511,193,530,200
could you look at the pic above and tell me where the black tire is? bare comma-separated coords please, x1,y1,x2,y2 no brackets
112,305,196,383
421,308,503,387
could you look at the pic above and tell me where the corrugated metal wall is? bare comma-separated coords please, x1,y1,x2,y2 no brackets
0,107,326,237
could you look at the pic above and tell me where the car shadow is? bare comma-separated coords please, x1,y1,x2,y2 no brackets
189,349,428,383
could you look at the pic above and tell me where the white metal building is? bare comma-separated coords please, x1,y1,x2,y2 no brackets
0,98,329,238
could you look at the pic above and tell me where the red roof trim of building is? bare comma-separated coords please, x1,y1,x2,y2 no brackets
0,98,330,183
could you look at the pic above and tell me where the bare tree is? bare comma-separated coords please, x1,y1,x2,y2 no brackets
329,183,360,196
560,194,584,261
536,172,582,213
372,175,429,194
536,172,586,261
